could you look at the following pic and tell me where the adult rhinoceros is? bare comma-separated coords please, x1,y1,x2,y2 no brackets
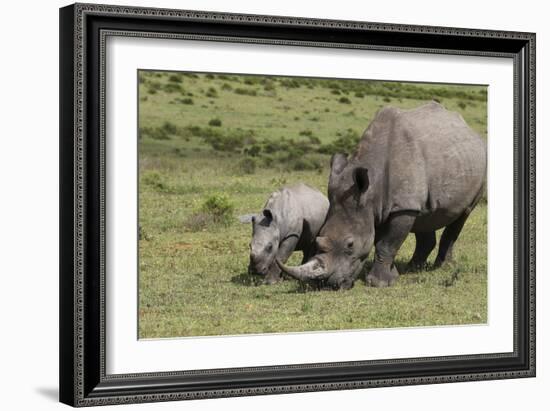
278,102,486,290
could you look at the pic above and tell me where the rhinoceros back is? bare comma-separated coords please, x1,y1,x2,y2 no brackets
263,183,329,247
355,102,486,230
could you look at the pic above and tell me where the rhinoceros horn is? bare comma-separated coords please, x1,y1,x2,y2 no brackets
276,258,329,281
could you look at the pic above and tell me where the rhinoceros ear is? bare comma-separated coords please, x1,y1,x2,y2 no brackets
263,209,275,223
330,153,348,176
353,167,369,193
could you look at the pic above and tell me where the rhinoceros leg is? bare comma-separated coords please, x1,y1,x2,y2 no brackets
264,236,299,284
407,231,436,270
366,212,416,287
434,212,469,267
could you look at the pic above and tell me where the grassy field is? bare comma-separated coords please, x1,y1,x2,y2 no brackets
138,71,487,339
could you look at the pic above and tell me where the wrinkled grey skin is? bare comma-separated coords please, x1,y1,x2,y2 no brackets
278,102,486,290
245,183,329,284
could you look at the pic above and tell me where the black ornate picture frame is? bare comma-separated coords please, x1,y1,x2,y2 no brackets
59,3,535,407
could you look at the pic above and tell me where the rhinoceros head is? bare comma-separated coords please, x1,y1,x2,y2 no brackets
248,209,280,277
278,154,374,289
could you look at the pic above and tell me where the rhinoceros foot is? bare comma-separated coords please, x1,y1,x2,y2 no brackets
366,263,399,288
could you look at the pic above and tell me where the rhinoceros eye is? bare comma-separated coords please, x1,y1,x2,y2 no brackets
345,239,354,254
266,243,273,252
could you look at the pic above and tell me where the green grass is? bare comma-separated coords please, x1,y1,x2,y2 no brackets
138,70,487,338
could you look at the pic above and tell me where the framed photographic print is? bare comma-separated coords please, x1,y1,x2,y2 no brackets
59,3,536,407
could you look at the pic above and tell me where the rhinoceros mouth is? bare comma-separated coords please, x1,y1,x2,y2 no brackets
248,265,265,276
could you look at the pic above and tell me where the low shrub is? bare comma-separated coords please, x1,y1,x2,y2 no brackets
339,96,351,104
317,129,360,155
205,87,218,98
161,121,178,135
208,118,222,127
262,140,283,154
306,135,321,145
149,81,161,91
163,83,182,93
168,74,182,83
186,126,255,153
234,88,258,96
243,145,261,157
201,194,234,225
279,78,301,88
139,122,186,141
284,146,307,161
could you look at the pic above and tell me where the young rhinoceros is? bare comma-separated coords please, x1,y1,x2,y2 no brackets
244,183,329,285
